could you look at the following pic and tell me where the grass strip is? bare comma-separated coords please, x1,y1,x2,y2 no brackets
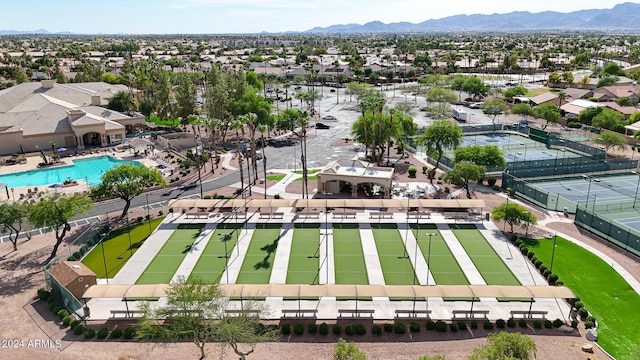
188,224,242,283
411,224,469,285
333,223,369,285
235,224,282,284
370,224,415,285
286,227,320,284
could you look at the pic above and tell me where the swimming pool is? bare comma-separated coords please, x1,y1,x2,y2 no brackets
0,156,139,188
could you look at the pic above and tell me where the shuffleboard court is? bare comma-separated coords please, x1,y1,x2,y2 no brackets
235,223,281,284
371,224,415,285
188,223,242,283
333,223,369,285
285,224,320,284
411,224,468,285
450,224,520,286
136,224,204,284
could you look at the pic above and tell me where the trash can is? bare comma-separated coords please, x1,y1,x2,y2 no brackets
485,213,490,221
563,207,568,217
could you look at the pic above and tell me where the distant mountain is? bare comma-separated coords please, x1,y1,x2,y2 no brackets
0,28,74,35
306,2,640,33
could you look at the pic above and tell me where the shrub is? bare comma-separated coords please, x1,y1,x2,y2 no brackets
97,328,109,339
520,247,529,256
48,301,58,312
73,251,81,260
319,323,328,335
534,259,543,268
483,321,494,330
470,320,478,329
73,324,85,335
345,324,356,336
333,324,342,335
281,323,291,335
527,252,534,260
544,320,553,329
487,178,497,186
584,320,595,329
578,307,589,320
158,210,163,216
372,324,382,336
556,280,564,286
512,235,519,244
533,320,542,329
84,328,96,339
355,324,366,335
69,319,80,329
87,239,95,247
62,316,72,327
530,255,537,263
409,322,420,333
393,322,406,334
449,323,458,332
586,316,597,324
571,319,579,329
542,269,552,278
57,309,69,320
435,321,447,332
574,301,584,310
408,168,417,177
110,328,123,339
294,323,304,335
308,323,317,334
79,245,88,255
507,318,516,328
384,323,394,333
553,319,564,328
547,274,559,285
123,326,136,339
426,320,436,331
136,216,144,223
519,319,528,328
457,321,467,330
67,255,76,261
495,319,506,329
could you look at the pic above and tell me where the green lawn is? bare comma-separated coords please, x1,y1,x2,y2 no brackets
82,217,164,278
333,223,368,285
236,223,281,284
188,223,242,283
136,224,204,284
266,174,286,182
286,224,320,284
292,168,320,174
524,236,640,360
370,224,415,285
411,224,468,285
451,224,520,286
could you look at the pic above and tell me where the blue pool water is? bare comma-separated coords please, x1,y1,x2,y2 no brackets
0,156,139,188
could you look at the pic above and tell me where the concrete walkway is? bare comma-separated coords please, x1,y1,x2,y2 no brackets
319,220,335,284
222,224,253,284
269,223,294,284
358,223,386,285
170,223,217,283
398,223,433,285
437,224,486,285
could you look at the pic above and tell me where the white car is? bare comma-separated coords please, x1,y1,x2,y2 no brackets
469,102,484,109
322,115,336,120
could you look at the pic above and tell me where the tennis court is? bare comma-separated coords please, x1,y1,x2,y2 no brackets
534,174,640,205
616,217,640,232
462,133,524,147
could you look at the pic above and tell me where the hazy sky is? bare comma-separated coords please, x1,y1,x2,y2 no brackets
0,0,631,34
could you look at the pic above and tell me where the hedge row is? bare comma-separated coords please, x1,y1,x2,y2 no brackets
512,237,563,286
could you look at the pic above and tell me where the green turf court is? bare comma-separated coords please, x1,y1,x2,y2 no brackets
135,224,204,284
188,223,242,283
235,223,282,284
450,224,520,286
285,223,320,284
411,224,469,285
370,224,415,285
333,223,369,285
82,218,164,278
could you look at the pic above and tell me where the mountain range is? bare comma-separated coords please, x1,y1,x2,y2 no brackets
306,2,640,33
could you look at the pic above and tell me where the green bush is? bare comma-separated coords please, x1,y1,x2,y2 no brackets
449,323,458,332
97,327,109,339
539,265,548,273
409,322,420,333
73,324,85,335
62,316,72,327
435,321,447,332
333,324,342,335
507,318,516,328
123,326,136,339
487,178,497,186
533,320,542,329
393,322,406,334
72,251,81,260
556,280,564,286
48,301,58,312
574,301,584,310
345,324,356,336
110,328,123,339
457,321,467,330
578,307,589,320
542,269,551,278
483,321,494,330
519,319,528,328
355,324,366,335
544,320,553,329
319,323,329,335
547,273,559,285
586,315,597,324
520,247,529,256
84,328,96,339
294,323,304,335
495,319,506,329
527,252,534,260
67,255,76,261
534,259,543,268
408,168,417,177
372,324,382,336
87,239,95,247
37,288,50,301
57,309,69,320
69,319,80,329
584,320,595,329
281,323,291,335
426,320,436,330
308,323,317,334
552,319,563,328
384,323,393,333
470,320,478,329
79,245,88,255
571,319,579,329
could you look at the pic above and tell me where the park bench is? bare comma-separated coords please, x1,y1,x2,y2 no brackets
510,310,548,319
451,309,490,320
369,212,393,219
224,309,260,317
110,309,145,318
185,211,209,219
394,309,431,319
281,309,318,319
298,211,320,219
272,212,284,219
259,212,271,219
338,309,375,319
407,211,431,219
334,211,357,219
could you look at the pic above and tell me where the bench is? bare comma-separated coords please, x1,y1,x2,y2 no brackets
224,212,247,220
444,213,469,220
185,211,209,219
272,212,284,219
110,309,145,318
338,309,375,319
281,309,318,318
451,310,490,320
407,211,431,219
298,211,320,219
334,211,357,219
510,310,548,319
259,212,271,219
394,309,431,319
369,212,393,219
225,309,260,317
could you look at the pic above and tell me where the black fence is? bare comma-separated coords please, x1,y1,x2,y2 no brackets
574,205,640,257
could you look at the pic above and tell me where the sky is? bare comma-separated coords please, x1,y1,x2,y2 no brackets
0,0,632,34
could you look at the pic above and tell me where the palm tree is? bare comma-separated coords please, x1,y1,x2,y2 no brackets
232,117,246,195
202,117,221,173
258,124,268,199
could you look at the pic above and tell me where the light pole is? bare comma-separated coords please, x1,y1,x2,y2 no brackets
126,217,133,258
219,233,230,284
424,233,436,286
11,188,14,202
583,175,592,208
549,234,558,272
323,191,332,284
523,211,529,238
145,193,151,235
633,171,640,208
100,233,109,284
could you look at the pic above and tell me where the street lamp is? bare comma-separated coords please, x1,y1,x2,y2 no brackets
523,211,530,238
126,217,133,258
219,233,230,284
145,193,152,234
632,171,640,208
323,191,333,284
583,175,592,208
549,233,558,272
424,233,436,286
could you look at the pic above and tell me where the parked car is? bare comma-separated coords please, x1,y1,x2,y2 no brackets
469,102,484,109
315,123,330,129
322,115,336,120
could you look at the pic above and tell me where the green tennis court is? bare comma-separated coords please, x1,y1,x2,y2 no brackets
371,224,415,285
333,223,368,285
411,224,469,285
450,224,520,285
235,223,282,284
136,224,204,284
188,223,242,283
286,223,320,284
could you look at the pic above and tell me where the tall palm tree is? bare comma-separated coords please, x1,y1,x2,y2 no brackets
258,124,268,199
232,117,246,195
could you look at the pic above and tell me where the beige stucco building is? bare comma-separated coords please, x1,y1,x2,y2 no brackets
0,80,144,155
317,159,394,198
